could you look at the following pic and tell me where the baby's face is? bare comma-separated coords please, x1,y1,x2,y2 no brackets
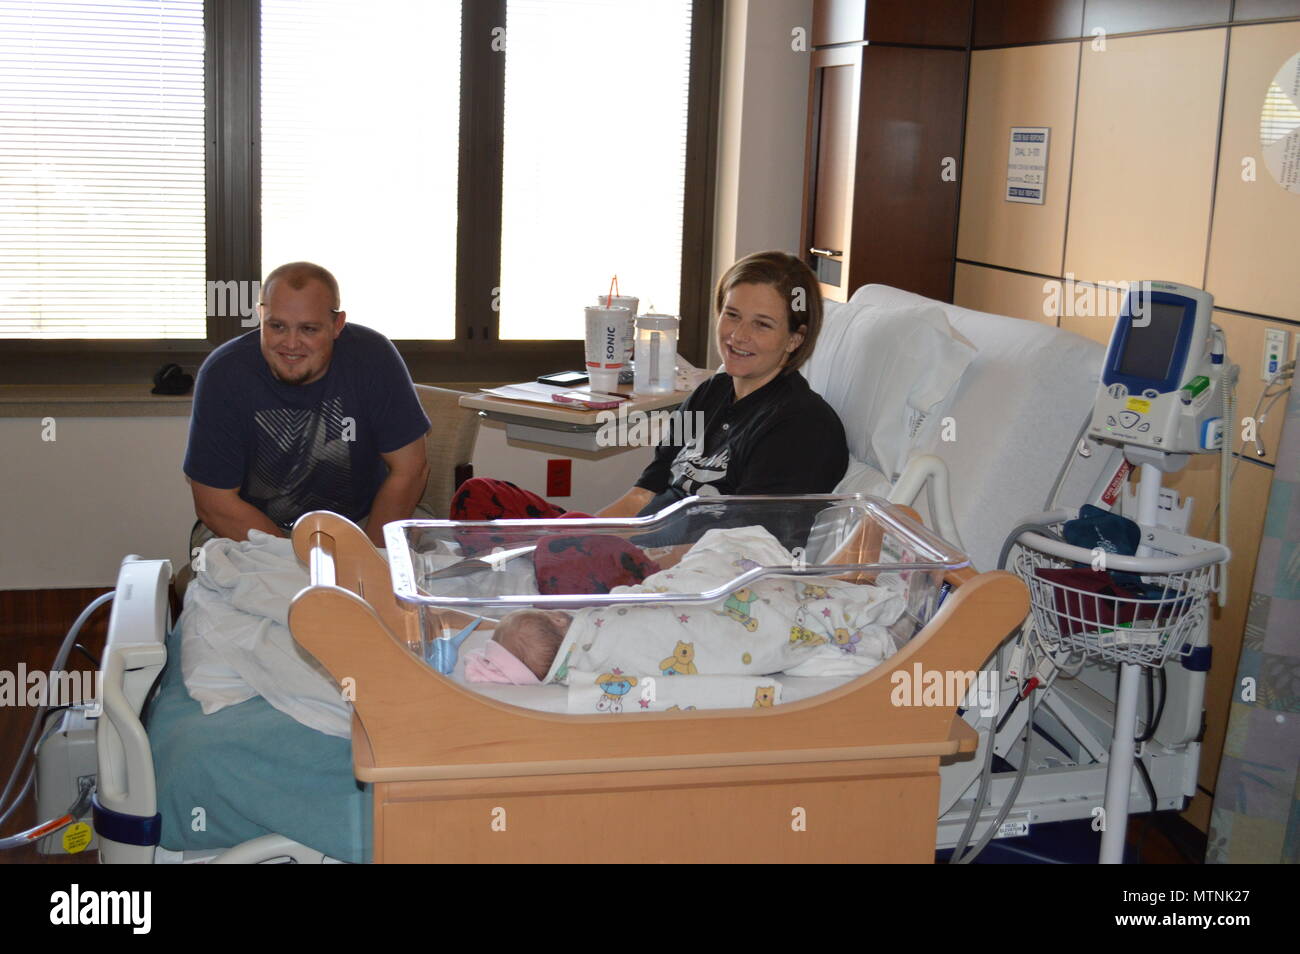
494,610,573,680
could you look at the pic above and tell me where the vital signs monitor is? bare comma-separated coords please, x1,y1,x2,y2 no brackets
1089,281,1222,456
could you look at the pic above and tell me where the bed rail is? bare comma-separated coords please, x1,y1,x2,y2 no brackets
95,556,170,865
889,454,963,554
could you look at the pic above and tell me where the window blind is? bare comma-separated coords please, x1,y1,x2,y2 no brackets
0,0,205,339
1261,66,1300,148
499,0,692,340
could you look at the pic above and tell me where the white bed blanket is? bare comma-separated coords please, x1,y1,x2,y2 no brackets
180,531,535,738
180,531,353,738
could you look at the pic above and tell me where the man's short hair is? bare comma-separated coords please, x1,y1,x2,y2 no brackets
261,261,341,310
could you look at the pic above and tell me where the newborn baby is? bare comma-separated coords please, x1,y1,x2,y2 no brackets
463,526,906,690
464,609,572,684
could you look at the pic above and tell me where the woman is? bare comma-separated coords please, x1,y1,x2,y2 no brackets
451,250,849,521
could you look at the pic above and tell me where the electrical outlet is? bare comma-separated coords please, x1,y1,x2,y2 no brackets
546,459,572,497
1263,328,1289,382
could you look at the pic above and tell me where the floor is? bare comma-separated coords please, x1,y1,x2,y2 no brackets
1,586,1209,866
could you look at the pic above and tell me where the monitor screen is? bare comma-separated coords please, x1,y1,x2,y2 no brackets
1116,300,1187,383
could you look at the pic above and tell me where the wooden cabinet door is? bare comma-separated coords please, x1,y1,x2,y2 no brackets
847,45,967,302
803,45,862,303
815,0,972,47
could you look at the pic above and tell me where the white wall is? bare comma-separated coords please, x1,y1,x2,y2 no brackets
0,417,195,589
710,0,813,367
470,422,656,516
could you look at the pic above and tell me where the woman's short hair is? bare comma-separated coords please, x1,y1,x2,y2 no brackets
713,251,823,374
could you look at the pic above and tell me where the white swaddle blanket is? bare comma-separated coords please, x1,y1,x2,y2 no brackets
547,526,907,713
181,530,539,738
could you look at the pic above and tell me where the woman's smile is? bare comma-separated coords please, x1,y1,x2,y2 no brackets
716,282,804,399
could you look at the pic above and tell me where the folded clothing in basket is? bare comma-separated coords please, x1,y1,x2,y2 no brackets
1033,568,1162,636
1061,505,1143,588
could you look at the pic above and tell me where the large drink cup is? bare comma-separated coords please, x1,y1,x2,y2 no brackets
584,304,632,394
596,294,639,383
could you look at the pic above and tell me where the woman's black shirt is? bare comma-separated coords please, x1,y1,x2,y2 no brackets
634,370,849,515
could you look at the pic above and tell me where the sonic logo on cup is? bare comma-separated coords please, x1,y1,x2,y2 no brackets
585,302,633,388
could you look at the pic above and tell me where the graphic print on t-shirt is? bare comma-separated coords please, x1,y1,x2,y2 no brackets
669,441,729,496
247,396,353,528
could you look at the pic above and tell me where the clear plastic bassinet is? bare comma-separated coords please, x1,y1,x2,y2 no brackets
384,494,970,664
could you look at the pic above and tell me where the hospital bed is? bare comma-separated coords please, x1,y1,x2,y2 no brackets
89,283,1199,863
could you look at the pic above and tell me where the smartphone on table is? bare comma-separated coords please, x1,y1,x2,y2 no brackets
537,370,589,387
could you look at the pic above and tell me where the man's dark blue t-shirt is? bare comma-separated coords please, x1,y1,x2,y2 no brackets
183,324,431,529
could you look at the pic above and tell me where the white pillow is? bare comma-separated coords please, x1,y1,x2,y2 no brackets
805,303,976,481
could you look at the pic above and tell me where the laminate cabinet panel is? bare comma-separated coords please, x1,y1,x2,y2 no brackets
1204,21,1300,322
867,0,972,46
954,262,1060,323
1083,0,1231,36
957,43,1080,274
1064,30,1226,288
1234,0,1300,20
973,0,1085,47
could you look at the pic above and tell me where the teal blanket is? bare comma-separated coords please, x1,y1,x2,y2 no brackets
145,626,371,862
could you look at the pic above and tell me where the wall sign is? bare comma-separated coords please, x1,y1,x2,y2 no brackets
1006,126,1049,204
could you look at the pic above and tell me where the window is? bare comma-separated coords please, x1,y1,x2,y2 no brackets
1,0,719,383
260,0,461,340
499,0,692,340
0,0,205,339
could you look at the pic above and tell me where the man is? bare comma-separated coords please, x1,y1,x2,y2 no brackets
183,261,430,549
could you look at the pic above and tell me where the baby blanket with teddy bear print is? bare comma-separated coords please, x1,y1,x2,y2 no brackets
546,526,907,714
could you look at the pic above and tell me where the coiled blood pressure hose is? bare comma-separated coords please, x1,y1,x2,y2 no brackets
0,591,113,850
0,778,94,850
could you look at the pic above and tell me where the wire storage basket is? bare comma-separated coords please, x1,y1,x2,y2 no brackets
1010,514,1229,668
